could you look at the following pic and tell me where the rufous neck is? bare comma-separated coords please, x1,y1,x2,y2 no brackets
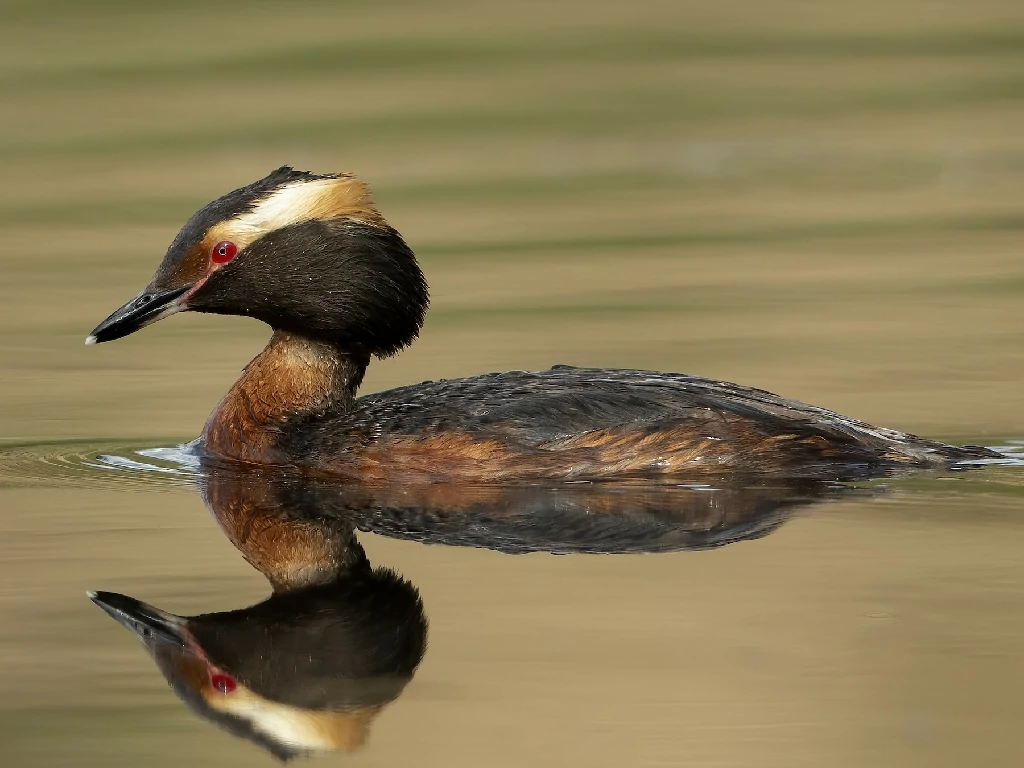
202,330,368,464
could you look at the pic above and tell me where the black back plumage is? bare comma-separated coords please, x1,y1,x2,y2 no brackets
282,365,998,477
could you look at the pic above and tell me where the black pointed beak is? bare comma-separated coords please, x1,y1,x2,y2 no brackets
86,284,191,345
88,590,190,647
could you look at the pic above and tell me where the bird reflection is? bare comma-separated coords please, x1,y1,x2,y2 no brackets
89,464,864,758
222,470,860,554
89,469,427,761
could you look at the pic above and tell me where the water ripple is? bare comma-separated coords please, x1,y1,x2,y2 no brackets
0,438,201,491
1,437,1021,497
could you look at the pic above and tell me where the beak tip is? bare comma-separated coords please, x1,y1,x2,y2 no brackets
84,335,98,346
86,590,98,600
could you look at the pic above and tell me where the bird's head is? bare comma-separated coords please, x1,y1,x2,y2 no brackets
87,166,428,357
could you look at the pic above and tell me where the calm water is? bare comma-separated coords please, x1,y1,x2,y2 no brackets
2,438,1024,768
4,1,1024,765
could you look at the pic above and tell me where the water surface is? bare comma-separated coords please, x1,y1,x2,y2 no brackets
2,1,1024,766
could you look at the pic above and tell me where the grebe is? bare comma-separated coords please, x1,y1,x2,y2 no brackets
87,167,998,482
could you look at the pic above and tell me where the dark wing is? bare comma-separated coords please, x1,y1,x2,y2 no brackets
299,366,988,468
354,366,733,444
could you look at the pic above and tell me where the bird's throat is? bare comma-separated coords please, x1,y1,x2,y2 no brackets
202,330,367,465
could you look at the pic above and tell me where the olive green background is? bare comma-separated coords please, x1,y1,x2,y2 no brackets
1,1,1023,766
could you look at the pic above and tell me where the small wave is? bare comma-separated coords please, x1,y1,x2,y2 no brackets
986,440,1024,461
950,440,1024,469
1,435,1021,497
0,438,201,491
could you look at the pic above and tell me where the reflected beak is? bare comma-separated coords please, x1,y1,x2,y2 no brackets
87,590,190,648
85,284,191,345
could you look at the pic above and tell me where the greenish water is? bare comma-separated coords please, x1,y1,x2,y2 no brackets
2,438,1024,767
3,0,1024,765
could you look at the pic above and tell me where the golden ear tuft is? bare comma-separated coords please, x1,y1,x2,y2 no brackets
213,174,387,249
312,175,387,228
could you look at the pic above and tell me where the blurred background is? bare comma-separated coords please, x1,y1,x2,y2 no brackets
2,1,1024,766
3,0,1023,441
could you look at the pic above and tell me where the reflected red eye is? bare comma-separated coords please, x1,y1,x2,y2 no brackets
211,241,237,264
211,674,237,694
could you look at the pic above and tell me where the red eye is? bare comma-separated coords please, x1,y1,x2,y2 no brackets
211,674,237,694
211,241,237,264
